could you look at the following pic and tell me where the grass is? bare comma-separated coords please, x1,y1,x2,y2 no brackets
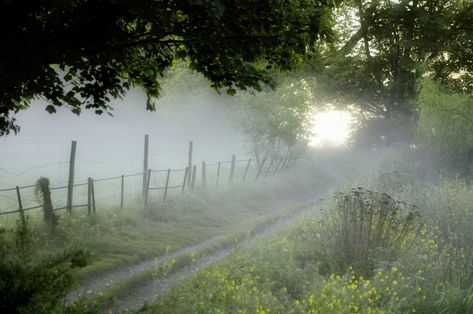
135,148,473,314
0,160,334,287
96,234,237,309
12,147,470,313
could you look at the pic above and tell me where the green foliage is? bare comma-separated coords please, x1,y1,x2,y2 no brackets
133,149,473,314
8,162,330,290
308,188,422,276
395,180,473,290
342,148,473,296
417,79,473,170
230,73,316,164
348,115,414,149
135,193,425,313
349,151,473,311
138,189,471,313
69,247,93,268
308,0,473,147
0,0,338,135
138,237,307,314
0,220,93,313
35,177,58,228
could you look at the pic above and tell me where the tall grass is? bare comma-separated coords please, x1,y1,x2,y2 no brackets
137,148,473,313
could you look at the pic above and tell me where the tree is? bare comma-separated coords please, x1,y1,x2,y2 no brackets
417,79,473,170
230,73,315,168
0,219,96,313
307,0,473,146
0,0,337,135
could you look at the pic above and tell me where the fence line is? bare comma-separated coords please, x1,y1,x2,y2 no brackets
0,187,17,192
0,138,299,219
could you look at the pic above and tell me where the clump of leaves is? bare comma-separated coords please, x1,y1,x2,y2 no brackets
69,247,94,268
0,218,95,313
34,177,58,228
317,188,422,276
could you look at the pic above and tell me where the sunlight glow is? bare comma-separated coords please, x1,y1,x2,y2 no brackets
310,109,353,147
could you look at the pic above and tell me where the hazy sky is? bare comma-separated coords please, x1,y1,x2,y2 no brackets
0,87,249,187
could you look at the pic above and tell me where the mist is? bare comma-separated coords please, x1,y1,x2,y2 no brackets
0,85,248,186
2,1,473,313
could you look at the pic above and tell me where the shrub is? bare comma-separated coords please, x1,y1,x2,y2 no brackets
0,219,94,313
315,188,422,276
416,79,473,172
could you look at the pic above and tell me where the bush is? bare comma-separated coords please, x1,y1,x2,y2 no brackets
416,79,473,172
0,219,94,313
396,180,473,290
315,188,422,276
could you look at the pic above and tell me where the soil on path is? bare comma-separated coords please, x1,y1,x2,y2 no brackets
107,196,329,313
69,162,345,312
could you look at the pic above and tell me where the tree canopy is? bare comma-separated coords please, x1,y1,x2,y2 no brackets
417,79,473,169
0,0,337,135
231,73,316,167
308,0,473,145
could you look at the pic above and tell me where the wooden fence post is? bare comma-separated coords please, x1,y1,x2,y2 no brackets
273,158,283,174
216,161,221,188
163,169,171,202
120,175,124,209
15,186,22,212
144,169,151,207
87,178,92,215
34,178,57,226
229,155,236,184
187,141,193,185
255,158,267,181
181,167,189,194
91,178,96,214
281,157,289,171
31,178,57,227
264,159,275,178
242,159,251,181
280,157,287,171
191,165,197,191
15,186,26,227
142,134,149,199
67,140,77,213
285,157,293,170
202,161,207,189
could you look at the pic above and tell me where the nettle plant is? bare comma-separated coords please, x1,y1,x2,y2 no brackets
317,188,423,276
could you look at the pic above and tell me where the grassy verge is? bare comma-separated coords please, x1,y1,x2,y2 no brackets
88,194,326,311
97,234,237,309
136,149,473,314
0,160,334,285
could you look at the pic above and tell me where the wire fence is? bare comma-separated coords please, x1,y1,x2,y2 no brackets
0,138,298,222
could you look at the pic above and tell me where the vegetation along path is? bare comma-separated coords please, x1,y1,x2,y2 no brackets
67,185,334,313
66,159,348,312
107,195,331,313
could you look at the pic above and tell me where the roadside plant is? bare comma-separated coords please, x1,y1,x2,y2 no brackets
316,188,422,276
0,218,94,313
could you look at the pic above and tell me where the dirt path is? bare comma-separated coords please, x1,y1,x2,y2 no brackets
107,195,329,313
68,163,344,313
68,195,325,301
68,235,226,301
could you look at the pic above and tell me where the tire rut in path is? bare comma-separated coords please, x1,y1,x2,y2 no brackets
108,195,329,313
68,235,226,301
